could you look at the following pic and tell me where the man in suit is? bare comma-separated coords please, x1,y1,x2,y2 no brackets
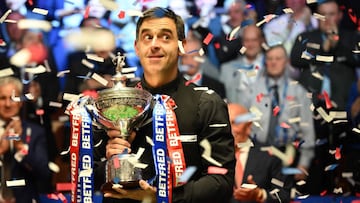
0,76,51,202
180,26,226,98
228,103,292,203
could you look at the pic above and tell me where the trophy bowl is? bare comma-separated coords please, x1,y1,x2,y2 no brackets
89,86,153,191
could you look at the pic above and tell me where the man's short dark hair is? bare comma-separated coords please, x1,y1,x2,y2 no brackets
135,7,185,41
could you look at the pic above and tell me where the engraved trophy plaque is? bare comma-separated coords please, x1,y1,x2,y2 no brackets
86,54,153,192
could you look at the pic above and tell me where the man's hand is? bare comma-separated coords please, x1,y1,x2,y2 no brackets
294,165,308,181
233,175,265,203
106,128,136,159
104,180,156,202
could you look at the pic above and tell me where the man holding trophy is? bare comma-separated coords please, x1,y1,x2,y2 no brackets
88,7,235,203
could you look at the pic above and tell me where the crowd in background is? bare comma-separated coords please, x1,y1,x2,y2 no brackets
0,0,360,201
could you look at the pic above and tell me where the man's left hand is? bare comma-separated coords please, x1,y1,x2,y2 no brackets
104,180,156,202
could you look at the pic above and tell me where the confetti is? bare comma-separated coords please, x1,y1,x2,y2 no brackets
273,106,280,116
288,117,301,123
209,123,227,128
178,166,197,182
48,162,60,173
0,9,11,23
81,59,95,69
203,33,213,45
271,178,284,187
6,179,26,187
241,183,257,189
313,13,326,21
296,180,306,186
86,53,104,62
283,8,294,14
234,113,257,124
333,187,343,194
256,14,276,27
55,69,70,78
301,50,314,60
127,10,143,17
261,42,269,50
352,127,360,134
178,41,185,54
256,93,264,103
63,93,80,102
228,26,241,41
306,0,317,4
239,46,247,54
60,146,70,155
280,122,291,129
282,167,303,175
200,139,222,167
0,39,6,46
91,73,109,86
10,49,31,67
297,194,310,199
311,71,323,80
316,107,333,122
334,147,341,160
99,0,119,11
329,111,347,119
316,55,334,62
56,182,73,191
79,168,92,177
198,48,205,56
118,10,125,19
306,42,320,50
322,91,332,109
32,8,49,15
17,19,52,31
0,68,14,77
324,164,338,171
193,56,205,63
25,65,47,74
342,172,353,178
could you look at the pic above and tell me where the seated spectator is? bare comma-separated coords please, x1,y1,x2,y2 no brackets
263,0,318,55
220,25,265,103
0,76,51,202
228,103,292,203
242,45,315,181
181,27,226,98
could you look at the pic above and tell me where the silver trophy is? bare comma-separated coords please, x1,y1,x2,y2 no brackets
86,53,153,191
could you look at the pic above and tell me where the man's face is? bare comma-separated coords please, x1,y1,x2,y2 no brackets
286,0,305,12
228,2,244,26
318,2,342,33
0,83,22,121
242,26,263,60
135,17,181,77
228,104,251,144
181,33,201,76
265,47,288,78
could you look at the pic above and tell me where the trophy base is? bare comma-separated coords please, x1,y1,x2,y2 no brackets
101,181,140,193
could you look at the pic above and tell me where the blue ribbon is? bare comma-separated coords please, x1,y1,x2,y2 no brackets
78,108,94,202
152,95,169,203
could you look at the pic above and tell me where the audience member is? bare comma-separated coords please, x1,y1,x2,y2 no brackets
290,0,360,157
0,76,51,202
93,7,235,203
263,0,318,54
220,25,265,103
181,27,226,98
64,17,127,96
228,103,292,203
215,0,257,64
242,45,315,180
187,0,223,67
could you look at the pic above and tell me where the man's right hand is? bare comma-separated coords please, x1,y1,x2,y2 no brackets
105,128,136,159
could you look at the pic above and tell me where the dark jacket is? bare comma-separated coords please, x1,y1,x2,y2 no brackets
94,73,235,203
